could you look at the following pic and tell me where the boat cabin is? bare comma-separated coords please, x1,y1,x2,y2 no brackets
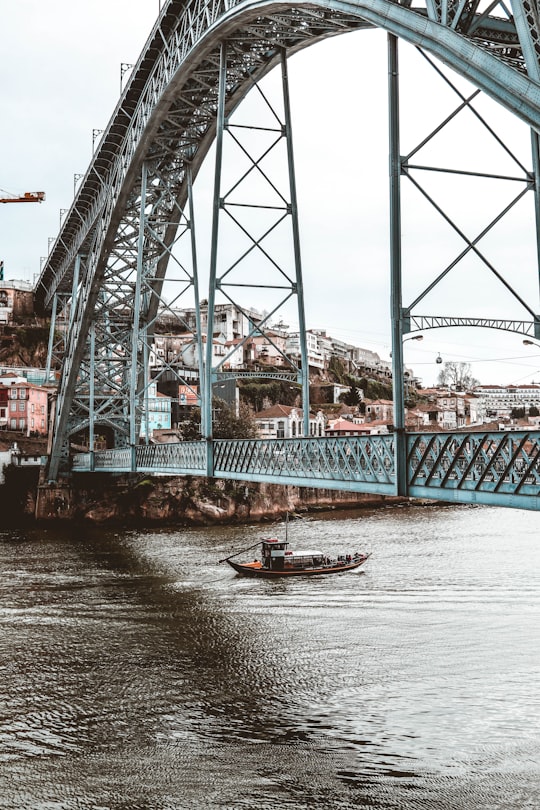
261,538,289,570
261,539,325,571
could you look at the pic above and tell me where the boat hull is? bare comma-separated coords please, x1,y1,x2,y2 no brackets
226,555,370,578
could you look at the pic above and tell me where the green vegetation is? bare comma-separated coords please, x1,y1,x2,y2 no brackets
239,380,299,411
362,379,393,400
327,356,348,383
179,397,258,440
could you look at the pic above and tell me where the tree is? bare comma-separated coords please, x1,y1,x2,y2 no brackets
529,405,539,417
341,383,361,407
436,361,479,391
177,397,258,440
213,398,258,438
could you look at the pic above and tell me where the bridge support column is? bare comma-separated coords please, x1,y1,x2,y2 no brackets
280,48,310,438
530,130,540,339
205,42,310,442
129,160,147,455
89,322,95,456
388,33,408,497
45,293,58,383
204,43,227,443
206,437,214,479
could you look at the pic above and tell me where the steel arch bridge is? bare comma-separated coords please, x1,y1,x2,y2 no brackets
36,0,540,510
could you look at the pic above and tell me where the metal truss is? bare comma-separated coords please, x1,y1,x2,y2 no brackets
214,370,298,381
36,0,540,304
408,315,540,336
71,429,540,510
45,291,72,381
204,44,309,443
388,35,540,494
35,0,540,484
49,160,203,475
400,46,540,337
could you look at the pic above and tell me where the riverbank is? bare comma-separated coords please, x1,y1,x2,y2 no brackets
0,465,411,526
37,472,408,525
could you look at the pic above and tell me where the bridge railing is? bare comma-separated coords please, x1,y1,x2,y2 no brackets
71,430,540,509
407,430,540,508
72,442,208,475
72,435,396,493
213,436,395,493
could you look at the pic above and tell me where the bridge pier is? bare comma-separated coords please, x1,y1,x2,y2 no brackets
35,479,73,521
388,33,408,497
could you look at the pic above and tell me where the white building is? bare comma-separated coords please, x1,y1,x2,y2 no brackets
286,331,325,370
474,385,540,419
253,405,325,438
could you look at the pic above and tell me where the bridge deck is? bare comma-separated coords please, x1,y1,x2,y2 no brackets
71,431,540,511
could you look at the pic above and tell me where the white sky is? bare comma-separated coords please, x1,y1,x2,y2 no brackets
2,0,540,387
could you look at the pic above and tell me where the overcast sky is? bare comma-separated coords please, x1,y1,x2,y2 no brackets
2,0,540,387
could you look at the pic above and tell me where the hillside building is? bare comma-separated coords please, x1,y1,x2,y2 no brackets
0,279,34,324
0,380,48,436
253,405,325,438
474,384,540,419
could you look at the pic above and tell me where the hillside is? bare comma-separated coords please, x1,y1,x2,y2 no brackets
0,322,50,368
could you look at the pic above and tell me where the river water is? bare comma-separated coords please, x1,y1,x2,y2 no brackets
0,504,539,809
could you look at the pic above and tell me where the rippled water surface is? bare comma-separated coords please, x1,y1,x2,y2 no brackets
1,504,539,809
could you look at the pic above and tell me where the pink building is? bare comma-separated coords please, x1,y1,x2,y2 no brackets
4,382,49,436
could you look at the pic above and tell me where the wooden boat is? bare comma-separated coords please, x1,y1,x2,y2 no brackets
222,516,370,578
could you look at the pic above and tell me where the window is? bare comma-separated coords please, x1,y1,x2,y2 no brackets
10,418,16,429
19,402,25,412
277,421,285,439
19,418,25,430
10,402,16,412
31,403,35,413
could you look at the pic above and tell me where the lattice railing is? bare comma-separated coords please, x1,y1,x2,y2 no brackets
407,430,540,498
72,431,540,509
213,436,395,487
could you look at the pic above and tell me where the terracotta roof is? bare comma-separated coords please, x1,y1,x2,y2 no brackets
327,418,361,431
254,404,296,418
415,404,439,413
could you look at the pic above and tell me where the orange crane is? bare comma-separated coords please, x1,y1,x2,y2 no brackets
0,188,46,279
0,189,45,203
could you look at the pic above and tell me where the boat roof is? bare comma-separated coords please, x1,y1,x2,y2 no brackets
288,550,324,557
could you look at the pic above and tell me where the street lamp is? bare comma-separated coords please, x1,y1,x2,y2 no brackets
390,334,423,357
403,334,423,344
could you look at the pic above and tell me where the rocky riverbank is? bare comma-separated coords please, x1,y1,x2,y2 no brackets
32,471,406,526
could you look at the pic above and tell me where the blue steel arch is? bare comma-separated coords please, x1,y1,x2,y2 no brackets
36,0,540,480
